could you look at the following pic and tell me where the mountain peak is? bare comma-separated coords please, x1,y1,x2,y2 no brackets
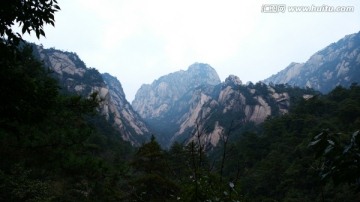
186,62,221,86
132,63,221,120
188,62,213,72
225,75,242,86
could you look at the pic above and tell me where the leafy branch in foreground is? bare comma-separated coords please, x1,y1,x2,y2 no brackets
309,129,360,190
0,0,60,45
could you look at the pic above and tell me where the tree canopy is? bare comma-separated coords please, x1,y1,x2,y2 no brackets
0,0,60,44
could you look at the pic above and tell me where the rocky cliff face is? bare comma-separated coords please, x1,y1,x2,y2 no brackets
32,45,150,145
264,31,360,93
132,63,221,119
101,73,150,143
132,64,312,148
168,76,295,148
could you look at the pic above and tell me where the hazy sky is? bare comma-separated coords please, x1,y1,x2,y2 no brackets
22,0,360,102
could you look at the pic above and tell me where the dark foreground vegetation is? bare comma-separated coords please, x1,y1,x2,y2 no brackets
1,1,359,201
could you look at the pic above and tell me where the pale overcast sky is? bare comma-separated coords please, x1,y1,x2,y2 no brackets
22,0,360,102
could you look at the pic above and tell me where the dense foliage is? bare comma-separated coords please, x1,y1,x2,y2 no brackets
137,85,359,202
0,0,60,45
0,43,135,201
213,85,360,201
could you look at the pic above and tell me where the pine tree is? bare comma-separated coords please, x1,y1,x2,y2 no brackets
129,136,179,201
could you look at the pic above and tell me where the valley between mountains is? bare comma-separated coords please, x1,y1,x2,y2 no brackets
33,31,360,148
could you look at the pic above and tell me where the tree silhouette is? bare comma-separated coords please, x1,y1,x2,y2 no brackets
0,0,60,44
129,136,179,201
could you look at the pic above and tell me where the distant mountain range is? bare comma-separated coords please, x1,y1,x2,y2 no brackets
264,31,360,93
132,63,315,147
31,31,360,147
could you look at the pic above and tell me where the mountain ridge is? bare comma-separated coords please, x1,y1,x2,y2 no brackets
132,64,315,147
264,31,360,92
27,30,360,148
31,44,151,145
